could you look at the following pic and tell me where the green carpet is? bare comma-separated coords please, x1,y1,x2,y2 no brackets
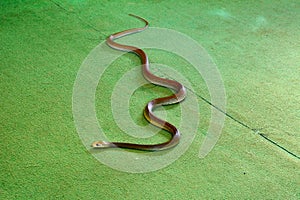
1,0,299,199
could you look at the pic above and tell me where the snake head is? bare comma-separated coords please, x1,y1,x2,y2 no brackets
91,141,111,148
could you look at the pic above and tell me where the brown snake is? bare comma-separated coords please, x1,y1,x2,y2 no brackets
91,14,186,151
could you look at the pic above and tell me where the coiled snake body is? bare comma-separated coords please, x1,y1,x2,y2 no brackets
92,14,186,151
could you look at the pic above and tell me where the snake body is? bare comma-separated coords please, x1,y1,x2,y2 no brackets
92,14,186,151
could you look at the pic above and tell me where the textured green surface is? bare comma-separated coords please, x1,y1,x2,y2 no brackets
1,0,299,199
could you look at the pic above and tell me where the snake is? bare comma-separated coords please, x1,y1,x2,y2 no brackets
91,14,186,151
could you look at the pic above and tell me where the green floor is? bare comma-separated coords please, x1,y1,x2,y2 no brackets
1,0,299,199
